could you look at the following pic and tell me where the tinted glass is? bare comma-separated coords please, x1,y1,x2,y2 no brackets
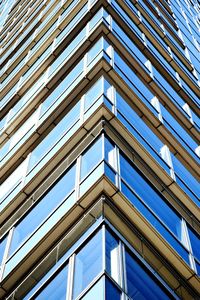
188,226,200,261
9,164,76,256
81,278,104,300
105,278,121,300
73,230,103,299
80,138,103,180
35,265,68,300
106,230,120,284
125,249,171,299
120,153,181,239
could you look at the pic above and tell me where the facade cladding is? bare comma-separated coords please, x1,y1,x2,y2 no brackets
0,0,200,299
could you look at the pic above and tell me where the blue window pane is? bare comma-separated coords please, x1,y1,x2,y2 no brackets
113,20,149,70
79,162,104,197
35,265,68,300
160,103,198,161
80,138,103,180
103,78,112,102
73,230,103,299
188,226,200,261
9,164,76,257
114,53,154,103
172,155,200,206
23,218,103,300
81,278,104,300
87,38,104,66
40,84,65,116
84,96,104,120
117,93,162,151
84,78,103,112
117,111,170,174
89,8,104,32
0,236,7,264
195,260,200,276
121,181,190,264
105,278,121,300
29,101,80,171
112,1,142,40
0,115,6,132
21,45,51,84
106,229,120,284
105,163,116,185
105,138,115,168
125,249,171,300
120,153,181,239
58,4,87,42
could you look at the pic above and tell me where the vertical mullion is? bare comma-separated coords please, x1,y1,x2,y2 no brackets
75,157,81,201
121,243,127,295
116,147,121,190
66,254,75,300
102,132,105,161
80,94,85,124
0,227,14,281
102,224,106,273
103,273,106,300
21,154,30,187
112,86,117,116
182,220,197,273
118,240,124,289
83,52,88,77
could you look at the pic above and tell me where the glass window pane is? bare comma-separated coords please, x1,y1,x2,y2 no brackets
188,226,200,261
105,163,116,185
105,138,115,169
84,78,103,112
89,8,103,32
79,162,104,197
103,78,112,102
121,181,190,264
116,93,163,152
29,102,80,171
106,230,120,284
0,236,7,264
9,164,76,257
125,249,171,300
105,278,121,300
171,155,200,205
35,265,68,300
120,153,181,239
80,138,103,180
0,159,26,201
87,38,103,65
81,278,104,300
73,230,103,299
195,260,200,276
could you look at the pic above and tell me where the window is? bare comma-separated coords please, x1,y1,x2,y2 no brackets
105,278,121,300
8,164,76,258
106,229,120,284
73,230,103,299
80,138,103,180
35,265,68,300
12,224,178,300
81,278,104,300
119,153,182,239
188,226,200,264
125,248,172,299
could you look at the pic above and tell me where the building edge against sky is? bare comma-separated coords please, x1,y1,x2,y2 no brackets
0,0,199,299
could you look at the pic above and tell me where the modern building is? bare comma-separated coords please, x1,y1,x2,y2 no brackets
0,0,199,299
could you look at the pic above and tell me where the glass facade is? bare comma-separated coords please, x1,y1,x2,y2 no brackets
0,0,199,299
12,223,178,300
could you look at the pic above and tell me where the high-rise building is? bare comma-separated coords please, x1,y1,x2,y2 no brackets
0,0,199,299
